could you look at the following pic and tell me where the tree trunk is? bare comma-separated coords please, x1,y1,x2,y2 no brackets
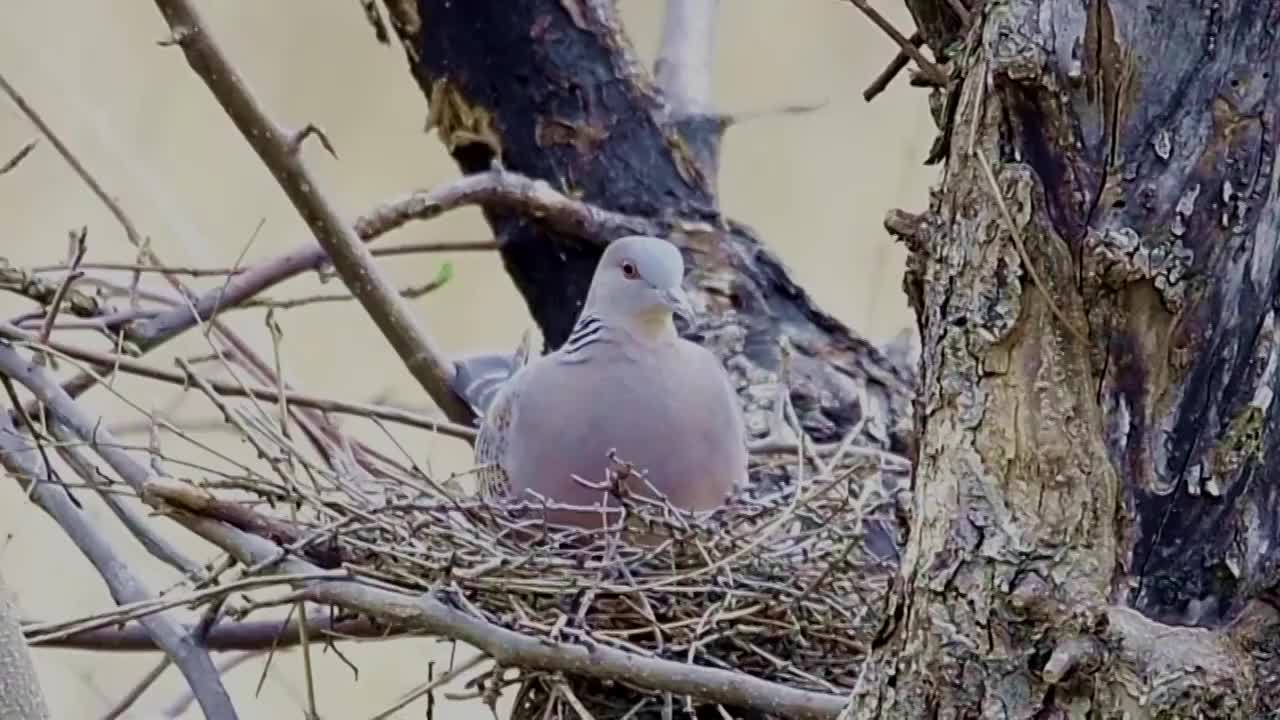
857,0,1280,716
0,570,51,720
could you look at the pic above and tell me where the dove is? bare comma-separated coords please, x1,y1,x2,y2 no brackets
464,235,748,530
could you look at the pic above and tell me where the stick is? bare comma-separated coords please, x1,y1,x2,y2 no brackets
150,0,474,426
0,409,238,719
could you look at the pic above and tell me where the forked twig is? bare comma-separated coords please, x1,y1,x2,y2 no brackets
0,403,237,719
845,0,947,88
151,0,473,426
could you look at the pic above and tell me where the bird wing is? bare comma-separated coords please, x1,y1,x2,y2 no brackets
473,358,527,500
450,329,536,419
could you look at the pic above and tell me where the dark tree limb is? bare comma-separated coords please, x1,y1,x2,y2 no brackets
386,0,916,459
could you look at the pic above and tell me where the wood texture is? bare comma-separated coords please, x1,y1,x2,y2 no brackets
861,0,1280,715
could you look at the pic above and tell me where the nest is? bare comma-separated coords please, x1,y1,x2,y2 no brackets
163,424,909,718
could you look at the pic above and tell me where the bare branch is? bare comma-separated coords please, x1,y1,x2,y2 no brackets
845,0,947,88
28,614,397,652
352,170,652,243
28,241,495,277
656,0,719,116
235,262,451,311
0,73,145,248
161,651,264,719
39,166,643,417
50,423,205,577
0,401,237,719
99,657,169,720
0,138,38,176
162,513,850,720
0,261,106,321
0,322,476,442
0,63,349,478
863,31,926,102
367,651,489,720
149,0,473,427
36,229,89,348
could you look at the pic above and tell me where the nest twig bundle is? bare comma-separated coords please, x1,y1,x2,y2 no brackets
149,407,907,717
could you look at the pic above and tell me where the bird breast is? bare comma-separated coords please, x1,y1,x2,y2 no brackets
504,342,745,516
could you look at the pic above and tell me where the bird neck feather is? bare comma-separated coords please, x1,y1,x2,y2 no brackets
560,308,676,363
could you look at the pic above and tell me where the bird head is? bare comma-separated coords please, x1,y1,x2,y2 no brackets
585,235,695,335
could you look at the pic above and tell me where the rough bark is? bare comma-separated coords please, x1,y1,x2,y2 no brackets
383,0,916,461
856,0,1280,716
0,570,51,720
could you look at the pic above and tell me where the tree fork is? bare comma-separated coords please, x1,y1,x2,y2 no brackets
382,0,917,460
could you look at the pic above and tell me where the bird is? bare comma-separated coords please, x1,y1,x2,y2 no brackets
460,235,748,531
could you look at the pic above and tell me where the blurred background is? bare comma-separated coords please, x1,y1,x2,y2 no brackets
0,1,935,717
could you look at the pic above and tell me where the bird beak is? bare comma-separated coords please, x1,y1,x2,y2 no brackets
660,287,696,324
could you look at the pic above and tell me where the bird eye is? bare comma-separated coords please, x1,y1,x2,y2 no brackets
621,261,638,279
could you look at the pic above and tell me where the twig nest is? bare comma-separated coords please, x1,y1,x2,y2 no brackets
167,445,909,718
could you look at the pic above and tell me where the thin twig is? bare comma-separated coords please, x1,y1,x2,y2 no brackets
28,614,395,651
845,0,947,87
0,407,238,719
367,651,489,720
0,138,38,175
50,167,645,410
50,423,204,577
98,656,170,720
0,72,145,247
973,149,1088,346
151,0,473,425
37,229,88,348
863,31,925,102
29,241,495,277
1,58,344,489
0,323,476,441
556,676,601,720
23,572,343,644
238,264,452,311
263,312,320,720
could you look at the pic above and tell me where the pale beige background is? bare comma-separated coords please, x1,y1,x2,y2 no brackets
0,2,934,717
